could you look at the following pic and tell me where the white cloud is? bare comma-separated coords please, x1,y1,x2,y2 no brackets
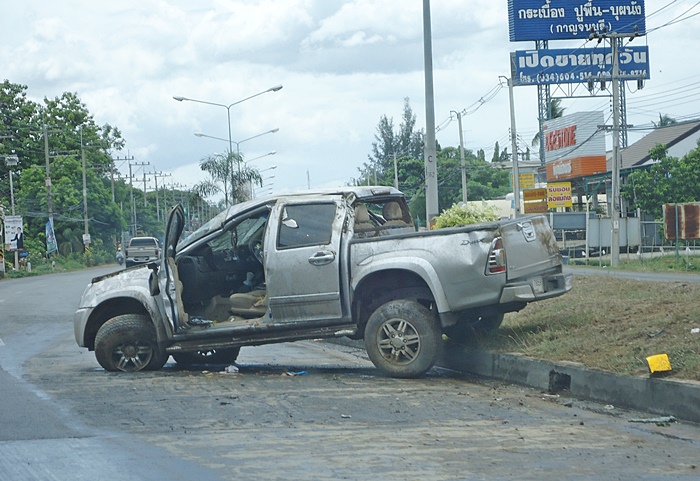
2,0,700,202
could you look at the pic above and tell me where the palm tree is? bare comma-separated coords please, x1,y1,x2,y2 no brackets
197,151,263,205
652,113,677,128
532,99,566,148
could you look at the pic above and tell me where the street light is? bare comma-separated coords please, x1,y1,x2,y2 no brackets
194,128,279,159
173,85,283,205
257,165,277,174
246,151,276,164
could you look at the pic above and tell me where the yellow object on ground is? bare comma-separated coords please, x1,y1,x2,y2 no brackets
646,354,672,373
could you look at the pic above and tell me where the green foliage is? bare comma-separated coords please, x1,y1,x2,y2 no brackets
433,202,499,229
623,141,700,219
356,99,512,224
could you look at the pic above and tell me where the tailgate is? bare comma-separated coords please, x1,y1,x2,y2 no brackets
500,215,562,281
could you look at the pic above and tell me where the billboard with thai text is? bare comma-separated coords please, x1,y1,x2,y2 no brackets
511,45,649,86
547,182,573,209
544,111,608,181
508,0,646,42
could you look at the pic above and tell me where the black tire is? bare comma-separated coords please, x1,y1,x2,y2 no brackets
172,348,240,367
444,313,505,342
95,314,168,372
364,299,441,378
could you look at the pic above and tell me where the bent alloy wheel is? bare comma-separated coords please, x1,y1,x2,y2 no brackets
95,314,167,372
364,299,441,378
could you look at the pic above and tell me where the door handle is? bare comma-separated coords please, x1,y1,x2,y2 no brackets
308,250,336,266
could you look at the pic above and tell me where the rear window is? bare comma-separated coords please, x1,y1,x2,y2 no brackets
129,238,158,247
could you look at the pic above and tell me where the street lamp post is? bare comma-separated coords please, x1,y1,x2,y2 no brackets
174,85,283,204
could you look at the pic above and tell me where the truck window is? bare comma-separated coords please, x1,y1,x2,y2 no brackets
277,203,336,249
129,238,158,247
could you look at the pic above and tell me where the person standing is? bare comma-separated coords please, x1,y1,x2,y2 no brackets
12,227,24,251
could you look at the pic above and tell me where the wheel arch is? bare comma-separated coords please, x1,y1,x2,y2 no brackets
351,268,442,339
83,297,165,351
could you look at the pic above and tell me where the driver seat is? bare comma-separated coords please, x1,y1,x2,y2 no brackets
229,289,267,318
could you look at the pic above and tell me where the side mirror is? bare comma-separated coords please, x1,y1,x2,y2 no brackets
282,218,298,229
148,264,160,296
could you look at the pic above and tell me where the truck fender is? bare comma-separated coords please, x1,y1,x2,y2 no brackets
84,285,169,349
351,256,450,313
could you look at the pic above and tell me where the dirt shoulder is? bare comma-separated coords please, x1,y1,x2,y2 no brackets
474,267,700,381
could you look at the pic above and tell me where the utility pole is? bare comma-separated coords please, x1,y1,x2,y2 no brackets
505,77,521,218
44,125,53,226
151,171,171,222
589,28,639,267
80,127,90,246
142,169,149,207
610,36,622,267
422,0,438,226
451,110,468,204
129,161,149,236
111,155,134,202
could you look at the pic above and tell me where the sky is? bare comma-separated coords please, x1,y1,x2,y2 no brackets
3,1,700,200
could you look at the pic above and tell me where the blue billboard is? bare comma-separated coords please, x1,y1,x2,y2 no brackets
511,46,649,86
508,0,646,42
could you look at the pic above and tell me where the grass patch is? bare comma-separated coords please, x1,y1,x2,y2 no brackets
573,254,700,273
471,276,700,381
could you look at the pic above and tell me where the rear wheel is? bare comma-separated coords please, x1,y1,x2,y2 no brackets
173,348,240,367
364,299,441,378
95,314,168,372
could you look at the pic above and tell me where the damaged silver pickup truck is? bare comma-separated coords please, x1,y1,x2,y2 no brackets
74,187,572,378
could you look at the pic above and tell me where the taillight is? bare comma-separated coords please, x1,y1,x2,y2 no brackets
486,237,506,274
155,248,159,257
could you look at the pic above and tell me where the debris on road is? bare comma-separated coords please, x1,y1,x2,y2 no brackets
223,365,239,374
646,353,672,374
284,371,308,376
629,416,677,424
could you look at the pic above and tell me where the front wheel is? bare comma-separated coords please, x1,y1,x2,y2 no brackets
172,348,240,367
364,299,441,378
95,314,168,372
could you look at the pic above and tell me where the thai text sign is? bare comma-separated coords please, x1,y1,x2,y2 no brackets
508,0,646,42
523,188,547,202
547,182,573,209
511,46,649,86
511,173,536,189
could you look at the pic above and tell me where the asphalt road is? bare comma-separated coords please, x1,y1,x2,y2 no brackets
1,266,700,480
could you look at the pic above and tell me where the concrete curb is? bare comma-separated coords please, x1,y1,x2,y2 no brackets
440,342,700,424
327,338,700,424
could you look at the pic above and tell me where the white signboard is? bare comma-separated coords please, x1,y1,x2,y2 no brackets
4,215,24,252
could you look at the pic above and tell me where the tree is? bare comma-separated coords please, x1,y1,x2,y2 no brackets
2,87,129,257
652,113,677,128
198,151,262,205
491,141,501,163
362,98,423,185
532,98,565,148
623,142,700,218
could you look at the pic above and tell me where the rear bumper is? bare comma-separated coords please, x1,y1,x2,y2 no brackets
499,272,573,304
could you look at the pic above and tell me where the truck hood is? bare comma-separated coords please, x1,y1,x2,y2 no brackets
79,265,151,307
